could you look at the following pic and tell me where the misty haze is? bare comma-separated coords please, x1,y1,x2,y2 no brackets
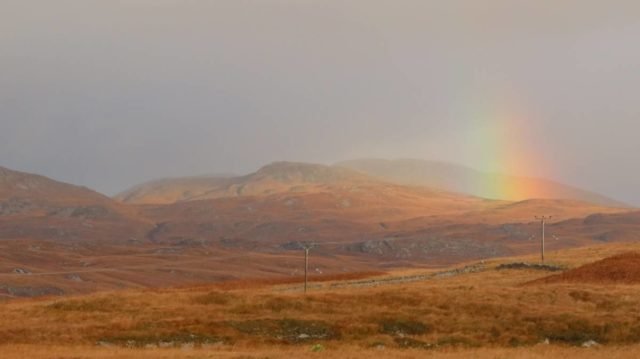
1,1,640,358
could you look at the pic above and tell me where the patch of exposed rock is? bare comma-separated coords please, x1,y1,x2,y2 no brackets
347,236,507,260
13,268,31,275
0,285,64,297
0,198,37,216
496,262,564,272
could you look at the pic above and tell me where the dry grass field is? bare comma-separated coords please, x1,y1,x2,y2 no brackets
4,344,640,359
2,243,640,358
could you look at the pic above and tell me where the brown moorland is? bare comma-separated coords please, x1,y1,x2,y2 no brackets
531,251,640,285
2,243,640,358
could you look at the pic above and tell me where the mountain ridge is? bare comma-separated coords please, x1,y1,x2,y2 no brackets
335,158,627,207
114,159,627,208
115,161,380,205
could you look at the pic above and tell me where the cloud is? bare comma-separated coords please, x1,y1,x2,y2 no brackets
0,1,639,204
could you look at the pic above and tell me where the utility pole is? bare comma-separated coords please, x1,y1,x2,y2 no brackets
535,216,552,263
301,242,315,294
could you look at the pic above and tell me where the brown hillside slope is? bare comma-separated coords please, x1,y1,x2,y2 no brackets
532,252,640,284
125,162,630,265
0,166,112,205
138,183,629,266
115,162,375,204
136,167,495,256
397,198,627,228
0,166,152,241
113,175,233,204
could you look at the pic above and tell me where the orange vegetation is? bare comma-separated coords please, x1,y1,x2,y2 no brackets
2,244,640,358
533,252,640,284
3,344,640,359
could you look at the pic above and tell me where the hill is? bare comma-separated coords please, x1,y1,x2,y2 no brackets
113,175,233,204
0,166,114,207
134,163,628,267
0,166,157,297
532,251,640,284
0,166,151,241
115,162,376,204
336,159,626,207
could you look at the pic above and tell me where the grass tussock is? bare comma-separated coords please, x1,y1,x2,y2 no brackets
47,297,121,313
229,318,339,343
98,332,229,348
379,318,431,336
192,291,239,306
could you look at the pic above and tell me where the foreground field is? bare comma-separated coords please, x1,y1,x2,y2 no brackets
4,344,640,359
2,243,640,358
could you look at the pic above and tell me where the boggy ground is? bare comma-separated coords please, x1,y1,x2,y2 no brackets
1,244,640,358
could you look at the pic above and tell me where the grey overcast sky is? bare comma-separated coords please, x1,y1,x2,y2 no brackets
1,0,639,203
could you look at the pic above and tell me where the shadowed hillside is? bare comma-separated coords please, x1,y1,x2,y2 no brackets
0,166,152,242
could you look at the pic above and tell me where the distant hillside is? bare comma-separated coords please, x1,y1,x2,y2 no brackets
115,162,376,204
336,159,627,207
0,166,151,241
0,166,109,205
114,175,233,204
128,163,628,263
114,161,629,252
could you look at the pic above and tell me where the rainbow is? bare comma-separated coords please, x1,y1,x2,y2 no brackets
458,96,550,201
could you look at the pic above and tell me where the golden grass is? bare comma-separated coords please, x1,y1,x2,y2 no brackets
2,244,640,358
4,344,640,359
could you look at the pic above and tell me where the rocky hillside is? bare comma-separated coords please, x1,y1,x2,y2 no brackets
0,166,151,242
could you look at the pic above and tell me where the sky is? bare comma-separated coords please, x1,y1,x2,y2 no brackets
1,0,639,204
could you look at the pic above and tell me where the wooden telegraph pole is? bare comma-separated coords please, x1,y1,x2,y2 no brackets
301,242,314,294
535,216,552,263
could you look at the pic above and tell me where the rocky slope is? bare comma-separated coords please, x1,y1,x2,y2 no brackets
0,166,151,242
